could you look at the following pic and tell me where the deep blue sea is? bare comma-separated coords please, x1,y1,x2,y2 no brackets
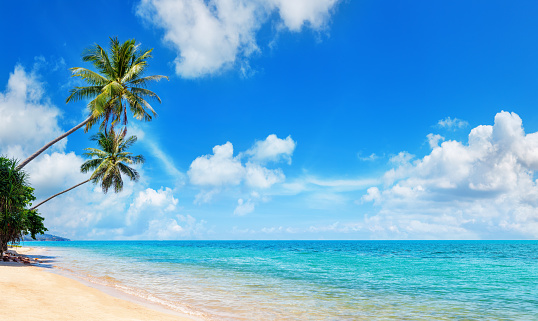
26,241,538,320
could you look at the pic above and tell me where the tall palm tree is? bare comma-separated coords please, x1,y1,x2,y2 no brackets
30,129,144,210
18,37,167,170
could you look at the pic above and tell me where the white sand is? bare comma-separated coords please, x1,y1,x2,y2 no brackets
0,248,195,321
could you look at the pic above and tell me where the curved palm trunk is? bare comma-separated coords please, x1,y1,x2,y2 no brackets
17,116,93,170
30,179,90,211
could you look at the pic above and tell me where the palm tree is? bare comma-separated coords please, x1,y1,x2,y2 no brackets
17,37,167,170
30,129,144,210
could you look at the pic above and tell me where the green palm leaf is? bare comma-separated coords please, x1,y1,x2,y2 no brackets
80,129,144,194
68,37,167,132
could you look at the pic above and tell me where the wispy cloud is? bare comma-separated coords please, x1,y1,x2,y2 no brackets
129,125,186,186
437,117,469,130
357,152,378,161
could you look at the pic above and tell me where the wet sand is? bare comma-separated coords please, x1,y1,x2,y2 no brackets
0,247,194,321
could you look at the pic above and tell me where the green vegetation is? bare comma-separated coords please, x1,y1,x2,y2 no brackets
0,157,47,257
31,129,144,210
1,38,165,246
18,37,167,170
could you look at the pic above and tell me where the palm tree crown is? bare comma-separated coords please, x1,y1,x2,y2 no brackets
82,129,144,193
29,130,144,211
67,37,168,132
17,37,166,170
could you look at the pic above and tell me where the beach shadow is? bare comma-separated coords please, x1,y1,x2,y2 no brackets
25,253,58,269
1,253,58,269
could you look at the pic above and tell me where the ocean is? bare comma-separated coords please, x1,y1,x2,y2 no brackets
25,241,538,320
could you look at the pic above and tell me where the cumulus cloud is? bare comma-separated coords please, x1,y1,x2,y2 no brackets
188,134,294,214
362,111,538,239
136,0,340,78
246,134,296,164
37,179,205,240
25,152,87,199
437,116,469,130
267,0,339,31
188,142,244,186
361,187,381,204
0,65,65,158
426,133,444,149
189,135,294,189
244,163,284,188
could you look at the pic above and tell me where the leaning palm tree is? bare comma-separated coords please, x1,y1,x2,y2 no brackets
30,129,144,210
18,37,166,169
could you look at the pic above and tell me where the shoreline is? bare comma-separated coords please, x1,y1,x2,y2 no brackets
0,246,197,321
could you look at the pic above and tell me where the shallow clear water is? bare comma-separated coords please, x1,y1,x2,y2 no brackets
26,241,538,320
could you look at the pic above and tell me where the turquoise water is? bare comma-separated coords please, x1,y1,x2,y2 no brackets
27,241,538,320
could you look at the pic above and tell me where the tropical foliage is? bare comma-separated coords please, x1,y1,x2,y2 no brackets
67,37,168,132
31,129,144,210
0,157,47,257
4,37,161,246
18,37,166,170
83,129,144,193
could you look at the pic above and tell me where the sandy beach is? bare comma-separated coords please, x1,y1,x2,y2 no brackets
0,248,193,321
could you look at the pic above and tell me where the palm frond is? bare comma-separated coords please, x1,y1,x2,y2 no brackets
69,68,108,86
118,163,139,182
130,75,168,87
120,135,137,151
80,159,103,173
129,87,162,103
66,86,103,103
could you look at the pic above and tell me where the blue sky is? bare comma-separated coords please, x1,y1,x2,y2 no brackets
2,0,538,240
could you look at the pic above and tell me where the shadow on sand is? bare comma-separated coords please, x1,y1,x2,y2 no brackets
1,251,57,269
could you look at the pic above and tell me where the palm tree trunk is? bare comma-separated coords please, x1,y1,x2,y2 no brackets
17,116,93,170
30,179,90,211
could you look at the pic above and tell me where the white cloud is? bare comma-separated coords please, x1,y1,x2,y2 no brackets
360,187,381,204
307,177,379,191
244,162,284,188
136,0,340,78
277,176,380,197
357,152,378,161
234,198,255,216
389,151,414,165
267,0,339,31
362,111,538,239
132,187,178,211
437,116,469,130
25,152,87,199
143,215,207,239
38,181,201,240
426,133,444,149
188,142,245,186
0,65,65,158
246,134,296,164
188,135,294,214
188,135,293,190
